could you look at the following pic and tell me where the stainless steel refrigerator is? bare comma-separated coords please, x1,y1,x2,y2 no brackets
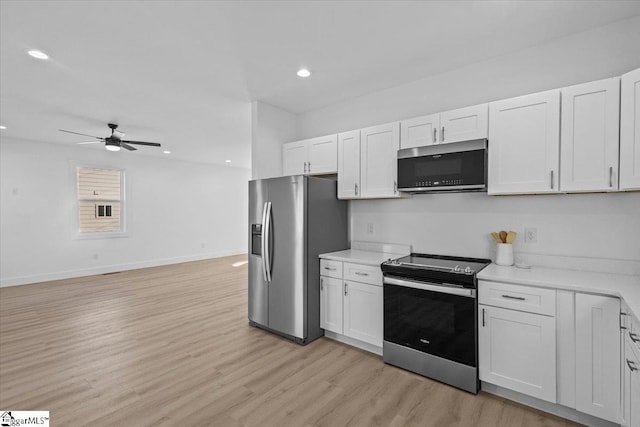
248,175,348,344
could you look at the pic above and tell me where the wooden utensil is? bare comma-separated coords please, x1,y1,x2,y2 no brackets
499,230,507,243
491,232,502,243
506,231,517,244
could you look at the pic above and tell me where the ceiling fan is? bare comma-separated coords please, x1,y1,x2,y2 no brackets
59,123,161,152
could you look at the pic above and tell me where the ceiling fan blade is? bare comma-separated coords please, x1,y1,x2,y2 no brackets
121,140,161,147
59,129,103,139
76,141,103,145
121,143,137,151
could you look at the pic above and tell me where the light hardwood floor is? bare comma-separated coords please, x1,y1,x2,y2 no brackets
0,255,579,426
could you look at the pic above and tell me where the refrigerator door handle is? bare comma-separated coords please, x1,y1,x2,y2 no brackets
264,201,273,282
260,202,269,282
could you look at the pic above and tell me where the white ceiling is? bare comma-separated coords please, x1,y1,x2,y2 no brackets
2,1,640,168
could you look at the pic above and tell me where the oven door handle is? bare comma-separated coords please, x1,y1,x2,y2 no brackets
384,277,476,298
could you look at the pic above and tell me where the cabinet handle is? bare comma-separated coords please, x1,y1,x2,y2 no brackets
501,294,526,301
320,277,323,291
394,181,397,194
482,308,485,327
355,272,369,276
433,128,437,143
308,162,311,173
304,162,307,173
550,170,554,190
630,332,640,343
441,126,445,142
628,359,638,372
344,282,348,296
355,183,358,196
621,312,628,330
324,266,337,271
609,166,613,188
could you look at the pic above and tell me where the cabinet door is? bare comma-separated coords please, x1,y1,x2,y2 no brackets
478,305,556,403
320,276,343,334
360,122,400,198
620,67,640,191
337,130,361,199
400,114,440,149
488,90,560,195
282,140,308,176
343,280,383,347
622,339,634,427
440,103,488,144
561,78,620,192
630,345,640,427
308,134,338,175
575,294,621,423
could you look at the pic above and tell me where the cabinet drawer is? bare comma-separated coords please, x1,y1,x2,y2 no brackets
343,262,382,286
479,280,556,316
320,259,343,279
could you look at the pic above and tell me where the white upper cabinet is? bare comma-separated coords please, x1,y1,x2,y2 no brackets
440,103,488,144
282,134,338,176
488,90,561,195
400,104,488,149
282,140,308,176
337,130,361,199
560,78,620,192
620,67,640,191
360,122,401,198
400,113,440,149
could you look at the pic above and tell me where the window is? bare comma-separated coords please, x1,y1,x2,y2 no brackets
77,167,124,233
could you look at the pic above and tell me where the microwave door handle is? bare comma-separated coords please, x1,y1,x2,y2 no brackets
264,202,273,282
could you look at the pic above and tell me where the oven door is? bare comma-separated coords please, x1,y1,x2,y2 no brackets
384,276,477,367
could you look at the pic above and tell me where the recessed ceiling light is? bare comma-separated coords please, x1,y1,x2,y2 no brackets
225,159,231,163
27,50,49,60
0,125,6,130
163,150,171,154
297,68,311,78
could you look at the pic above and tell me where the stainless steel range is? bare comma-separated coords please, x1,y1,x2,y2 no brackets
381,253,491,393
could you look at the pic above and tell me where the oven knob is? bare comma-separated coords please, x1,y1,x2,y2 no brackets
454,265,461,272
464,266,472,274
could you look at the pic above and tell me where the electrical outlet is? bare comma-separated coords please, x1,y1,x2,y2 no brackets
366,223,374,235
524,228,537,243
201,243,206,249
93,253,99,260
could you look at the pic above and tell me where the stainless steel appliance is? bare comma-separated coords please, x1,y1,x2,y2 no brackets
248,175,348,344
381,253,491,393
397,139,488,193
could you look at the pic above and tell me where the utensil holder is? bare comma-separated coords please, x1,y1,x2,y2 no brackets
495,243,514,266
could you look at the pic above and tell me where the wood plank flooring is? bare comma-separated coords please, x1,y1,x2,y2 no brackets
0,255,579,426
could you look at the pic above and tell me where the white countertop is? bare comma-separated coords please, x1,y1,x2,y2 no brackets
319,249,407,267
478,263,640,320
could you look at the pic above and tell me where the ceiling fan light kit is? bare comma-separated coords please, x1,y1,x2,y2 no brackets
59,123,162,152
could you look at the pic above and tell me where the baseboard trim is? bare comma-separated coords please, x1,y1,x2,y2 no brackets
0,250,247,287
480,382,619,427
324,330,382,356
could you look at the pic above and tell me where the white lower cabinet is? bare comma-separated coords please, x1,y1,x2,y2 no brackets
343,280,383,346
320,276,343,334
479,304,557,402
623,338,640,427
320,259,383,350
574,293,621,422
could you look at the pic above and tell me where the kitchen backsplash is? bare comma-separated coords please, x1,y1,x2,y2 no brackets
350,191,640,276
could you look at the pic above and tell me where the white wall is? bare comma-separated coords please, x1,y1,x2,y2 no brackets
297,16,640,138
292,16,640,273
251,101,298,180
0,139,251,286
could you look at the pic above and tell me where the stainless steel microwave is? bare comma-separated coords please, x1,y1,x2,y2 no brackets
397,139,488,193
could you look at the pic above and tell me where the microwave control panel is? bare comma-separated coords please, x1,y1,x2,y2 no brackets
415,179,464,187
